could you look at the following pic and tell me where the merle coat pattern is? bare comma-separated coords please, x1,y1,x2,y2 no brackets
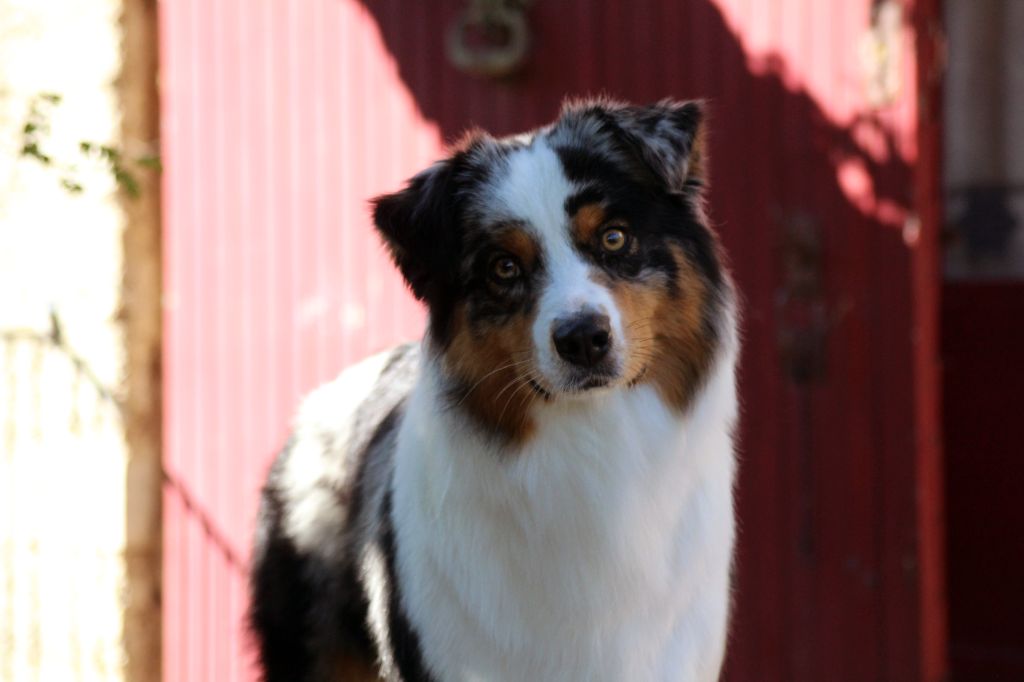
250,98,739,682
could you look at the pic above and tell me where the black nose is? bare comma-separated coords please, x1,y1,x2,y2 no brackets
552,313,612,367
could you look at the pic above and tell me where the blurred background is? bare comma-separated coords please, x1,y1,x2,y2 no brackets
0,0,1021,680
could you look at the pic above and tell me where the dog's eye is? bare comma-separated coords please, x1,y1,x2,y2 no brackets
491,255,522,282
600,226,629,253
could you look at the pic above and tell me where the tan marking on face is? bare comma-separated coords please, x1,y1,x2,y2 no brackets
610,243,716,411
607,275,662,381
571,203,607,244
495,227,539,269
445,302,541,445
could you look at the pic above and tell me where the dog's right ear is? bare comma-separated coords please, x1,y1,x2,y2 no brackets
372,158,463,303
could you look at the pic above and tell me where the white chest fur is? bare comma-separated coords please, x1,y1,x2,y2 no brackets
391,348,738,682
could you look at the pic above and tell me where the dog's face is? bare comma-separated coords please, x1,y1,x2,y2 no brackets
374,99,727,443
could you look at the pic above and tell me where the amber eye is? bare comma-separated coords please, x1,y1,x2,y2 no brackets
600,226,629,252
491,255,521,282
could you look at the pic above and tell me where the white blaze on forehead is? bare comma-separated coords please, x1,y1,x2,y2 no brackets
489,137,626,381
490,137,573,240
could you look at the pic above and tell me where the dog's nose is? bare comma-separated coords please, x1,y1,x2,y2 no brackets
552,313,612,367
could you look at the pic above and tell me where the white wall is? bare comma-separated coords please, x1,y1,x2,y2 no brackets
0,0,136,679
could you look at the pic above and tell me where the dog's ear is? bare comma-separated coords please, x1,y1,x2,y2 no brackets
616,99,706,193
372,158,463,303
564,98,707,194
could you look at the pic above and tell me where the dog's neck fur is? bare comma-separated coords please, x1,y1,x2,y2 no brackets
390,315,738,682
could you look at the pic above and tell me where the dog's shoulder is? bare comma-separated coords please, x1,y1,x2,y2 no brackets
250,341,421,680
265,341,420,557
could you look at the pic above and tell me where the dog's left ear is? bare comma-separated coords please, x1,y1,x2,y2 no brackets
610,99,707,193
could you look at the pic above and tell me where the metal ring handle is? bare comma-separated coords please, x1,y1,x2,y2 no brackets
446,5,530,78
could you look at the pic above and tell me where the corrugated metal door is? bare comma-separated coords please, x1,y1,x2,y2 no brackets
159,2,438,679
160,1,944,680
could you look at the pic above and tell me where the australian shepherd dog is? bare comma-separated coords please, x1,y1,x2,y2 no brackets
249,98,740,682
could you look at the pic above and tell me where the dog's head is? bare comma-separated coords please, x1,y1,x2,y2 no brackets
373,99,729,443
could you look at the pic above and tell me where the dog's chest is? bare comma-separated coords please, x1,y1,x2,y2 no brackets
391,380,736,681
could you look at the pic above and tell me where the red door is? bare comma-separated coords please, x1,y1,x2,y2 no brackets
160,1,945,679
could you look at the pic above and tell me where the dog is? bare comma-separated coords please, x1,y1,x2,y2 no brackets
249,98,740,682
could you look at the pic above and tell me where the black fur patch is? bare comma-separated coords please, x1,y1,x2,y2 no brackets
380,485,436,682
371,138,519,347
249,452,317,681
458,228,542,326
249,446,376,681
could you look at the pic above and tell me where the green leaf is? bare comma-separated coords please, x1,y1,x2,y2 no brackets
60,178,84,194
136,154,163,171
20,143,52,165
115,168,141,198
